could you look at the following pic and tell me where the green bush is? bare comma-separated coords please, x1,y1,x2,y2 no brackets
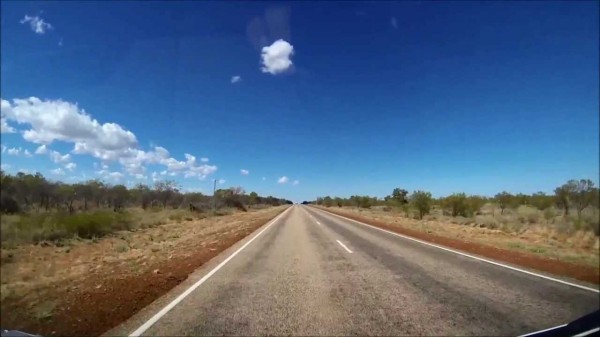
1,210,133,244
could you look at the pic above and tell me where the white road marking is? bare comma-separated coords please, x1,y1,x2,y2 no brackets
129,206,293,336
336,240,353,253
573,327,600,337
316,221,321,225
312,207,599,293
519,324,567,337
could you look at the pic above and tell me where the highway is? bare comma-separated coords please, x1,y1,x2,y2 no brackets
121,205,599,336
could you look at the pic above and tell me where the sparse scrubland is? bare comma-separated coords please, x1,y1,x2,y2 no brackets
310,179,600,270
0,170,290,336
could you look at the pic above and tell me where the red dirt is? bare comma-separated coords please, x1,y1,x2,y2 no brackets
315,206,600,285
0,217,276,337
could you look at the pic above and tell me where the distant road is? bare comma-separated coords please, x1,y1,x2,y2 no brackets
123,205,599,336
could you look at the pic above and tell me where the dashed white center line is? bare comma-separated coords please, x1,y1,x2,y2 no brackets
336,240,353,253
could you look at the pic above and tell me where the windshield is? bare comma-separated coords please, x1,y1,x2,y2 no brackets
1,1,598,336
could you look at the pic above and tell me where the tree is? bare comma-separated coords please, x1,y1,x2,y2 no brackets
530,192,553,211
442,193,468,217
571,179,596,219
110,185,129,210
494,192,513,215
74,183,93,210
554,181,577,216
154,180,179,208
410,190,432,219
391,188,409,205
248,191,259,206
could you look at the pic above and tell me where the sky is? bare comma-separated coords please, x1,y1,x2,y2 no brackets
1,1,598,202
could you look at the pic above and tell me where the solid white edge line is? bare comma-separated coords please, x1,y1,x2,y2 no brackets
518,323,567,337
573,327,600,337
336,239,353,253
311,207,599,293
129,206,293,336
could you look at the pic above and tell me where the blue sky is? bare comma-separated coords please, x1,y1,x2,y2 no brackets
1,1,598,201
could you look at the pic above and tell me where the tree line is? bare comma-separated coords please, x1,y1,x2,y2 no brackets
0,170,292,214
309,179,599,220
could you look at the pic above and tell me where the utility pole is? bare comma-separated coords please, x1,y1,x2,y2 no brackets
212,178,217,213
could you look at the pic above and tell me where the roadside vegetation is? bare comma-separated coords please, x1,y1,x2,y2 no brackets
0,170,292,246
309,179,599,236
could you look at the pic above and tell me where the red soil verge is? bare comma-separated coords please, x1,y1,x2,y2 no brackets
1,211,285,337
314,206,600,285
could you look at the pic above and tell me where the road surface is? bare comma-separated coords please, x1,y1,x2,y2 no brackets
123,205,599,336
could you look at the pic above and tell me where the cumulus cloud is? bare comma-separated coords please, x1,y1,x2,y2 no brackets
51,168,65,176
240,169,249,175
64,162,77,171
20,15,53,34
96,169,124,181
34,144,48,154
1,118,15,133
218,179,226,185
278,176,289,184
1,97,217,180
5,147,32,157
231,76,242,84
292,180,299,185
49,150,71,163
1,163,10,170
390,17,398,29
260,39,294,75
7,147,21,156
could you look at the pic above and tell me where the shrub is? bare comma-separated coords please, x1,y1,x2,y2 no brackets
410,190,432,219
1,210,133,244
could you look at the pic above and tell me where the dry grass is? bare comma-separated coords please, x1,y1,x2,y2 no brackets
0,206,286,319
328,205,599,268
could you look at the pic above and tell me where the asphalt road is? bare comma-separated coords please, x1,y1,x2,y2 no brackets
128,205,599,336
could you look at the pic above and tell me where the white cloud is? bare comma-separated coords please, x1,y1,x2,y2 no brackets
390,17,398,29
240,169,249,175
200,157,209,163
260,39,294,75
96,169,124,181
278,176,289,184
64,162,77,171
218,179,226,185
51,168,65,176
49,150,71,163
34,144,48,154
133,173,146,180
1,97,218,181
231,76,242,84
3,146,32,157
20,15,53,34
1,118,15,133
2,97,137,159
7,147,21,156
292,180,299,186
1,163,11,170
